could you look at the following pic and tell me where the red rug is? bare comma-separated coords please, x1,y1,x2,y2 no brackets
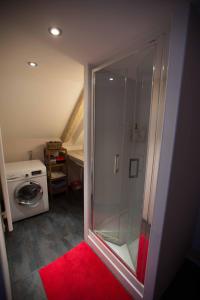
136,234,149,284
39,242,133,300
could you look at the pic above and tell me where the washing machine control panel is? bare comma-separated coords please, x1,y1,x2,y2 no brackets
23,170,42,177
7,170,44,181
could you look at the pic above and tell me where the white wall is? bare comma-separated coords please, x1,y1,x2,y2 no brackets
0,63,83,140
2,137,61,163
143,5,200,299
154,8,200,298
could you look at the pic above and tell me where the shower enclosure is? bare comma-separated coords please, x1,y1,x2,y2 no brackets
87,37,167,296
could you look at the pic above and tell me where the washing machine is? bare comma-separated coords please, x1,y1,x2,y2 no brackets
5,160,49,222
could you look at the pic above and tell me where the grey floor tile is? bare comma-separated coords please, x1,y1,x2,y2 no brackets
12,270,47,300
6,190,84,298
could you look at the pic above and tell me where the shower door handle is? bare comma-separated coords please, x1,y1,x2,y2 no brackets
113,154,120,174
129,158,139,178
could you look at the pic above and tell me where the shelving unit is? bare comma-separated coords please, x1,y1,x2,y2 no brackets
44,147,68,197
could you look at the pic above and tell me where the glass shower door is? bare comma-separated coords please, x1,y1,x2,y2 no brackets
92,46,157,283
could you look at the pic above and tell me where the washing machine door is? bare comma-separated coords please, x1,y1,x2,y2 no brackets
15,181,43,207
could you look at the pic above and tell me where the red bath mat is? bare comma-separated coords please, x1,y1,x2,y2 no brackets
136,234,149,284
39,242,133,300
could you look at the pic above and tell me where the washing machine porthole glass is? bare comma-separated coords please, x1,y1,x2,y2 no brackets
15,181,43,207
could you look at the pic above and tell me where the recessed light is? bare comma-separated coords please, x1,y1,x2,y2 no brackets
109,77,114,81
27,62,38,67
48,27,62,37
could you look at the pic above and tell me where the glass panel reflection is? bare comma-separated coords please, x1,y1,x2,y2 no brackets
92,47,155,283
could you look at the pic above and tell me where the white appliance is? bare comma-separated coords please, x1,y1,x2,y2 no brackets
5,160,49,222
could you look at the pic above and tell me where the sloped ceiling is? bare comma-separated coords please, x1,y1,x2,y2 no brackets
0,0,186,139
0,1,85,139
1,0,185,64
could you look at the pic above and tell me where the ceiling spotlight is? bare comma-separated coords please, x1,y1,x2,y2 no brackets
48,27,62,37
109,77,114,81
27,62,38,67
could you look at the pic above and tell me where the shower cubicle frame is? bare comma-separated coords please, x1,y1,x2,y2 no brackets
84,34,169,300
83,3,191,300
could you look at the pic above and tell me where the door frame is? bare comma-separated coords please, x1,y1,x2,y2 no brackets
0,208,12,300
84,34,169,299
0,128,12,299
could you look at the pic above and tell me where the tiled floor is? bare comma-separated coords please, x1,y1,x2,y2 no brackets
5,190,84,300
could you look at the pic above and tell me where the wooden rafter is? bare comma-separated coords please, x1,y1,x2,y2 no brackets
61,89,84,146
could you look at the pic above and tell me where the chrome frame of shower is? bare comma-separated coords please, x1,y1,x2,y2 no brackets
84,34,169,299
